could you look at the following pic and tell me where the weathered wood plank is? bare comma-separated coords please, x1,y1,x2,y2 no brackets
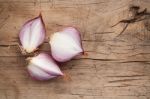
0,57,150,98
0,0,150,99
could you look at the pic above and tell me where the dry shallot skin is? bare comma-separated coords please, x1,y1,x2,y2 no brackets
27,53,63,81
49,27,84,62
19,14,46,54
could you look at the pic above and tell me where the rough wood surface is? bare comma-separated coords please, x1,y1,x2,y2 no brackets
0,0,150,99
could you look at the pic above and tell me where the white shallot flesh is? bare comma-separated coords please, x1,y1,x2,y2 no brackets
27,53,63,80
19,14,46,53
49,27,84,62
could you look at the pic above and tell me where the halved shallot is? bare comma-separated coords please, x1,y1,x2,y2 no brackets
19,14,46,53
49,27,84,62
27,53,63,80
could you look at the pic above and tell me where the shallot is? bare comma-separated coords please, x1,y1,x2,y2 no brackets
27,53,63,80
49,27,83,62
19,14,46,53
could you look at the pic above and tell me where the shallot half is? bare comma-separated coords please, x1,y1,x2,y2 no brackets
27,53,63,80
49,27,84,62
19,14,46,53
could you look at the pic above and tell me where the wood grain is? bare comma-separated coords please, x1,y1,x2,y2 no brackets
0,0,150,99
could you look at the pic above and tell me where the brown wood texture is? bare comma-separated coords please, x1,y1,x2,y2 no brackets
0,0,150,99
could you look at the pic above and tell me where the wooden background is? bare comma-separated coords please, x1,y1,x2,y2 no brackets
0,0,150,99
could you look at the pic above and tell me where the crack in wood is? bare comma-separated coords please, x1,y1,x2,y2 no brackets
76,58,122,61
108,78,143,83
119,60,150,63
112,5,150,37
94,32,114,34
106,75,145,78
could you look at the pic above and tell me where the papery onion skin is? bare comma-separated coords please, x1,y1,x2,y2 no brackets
50,27,84,62
19,14,46,53
27,53,63,81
